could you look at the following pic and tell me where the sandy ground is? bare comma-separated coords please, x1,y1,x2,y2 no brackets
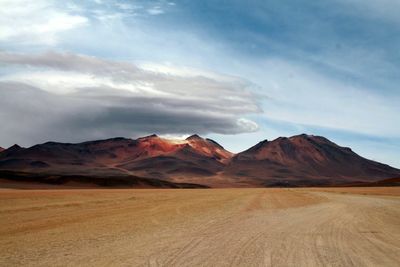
0,187,399,267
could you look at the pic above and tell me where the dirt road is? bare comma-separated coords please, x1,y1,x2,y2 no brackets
0,187,399,266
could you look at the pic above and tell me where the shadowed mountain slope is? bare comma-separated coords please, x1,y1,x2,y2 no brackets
224,134,400,186
0,135,233,187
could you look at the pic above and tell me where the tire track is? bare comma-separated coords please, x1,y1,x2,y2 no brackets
1,188,399,266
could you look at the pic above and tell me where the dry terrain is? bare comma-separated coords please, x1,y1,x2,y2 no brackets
0,187,399,266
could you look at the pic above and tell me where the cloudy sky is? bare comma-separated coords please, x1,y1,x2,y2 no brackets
0,0,399,167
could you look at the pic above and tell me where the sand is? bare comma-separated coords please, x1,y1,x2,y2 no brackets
0,187,399,266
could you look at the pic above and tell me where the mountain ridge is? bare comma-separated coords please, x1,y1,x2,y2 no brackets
0,134,399,188
225,134,399,186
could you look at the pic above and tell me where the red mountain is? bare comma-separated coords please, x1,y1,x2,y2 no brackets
114,134,232,180
0,147,4,153
224,134,400,186
0,134,399,188
0,134,232,187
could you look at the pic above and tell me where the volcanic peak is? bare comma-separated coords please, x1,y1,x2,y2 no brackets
7,144,22,151
186,134,202,140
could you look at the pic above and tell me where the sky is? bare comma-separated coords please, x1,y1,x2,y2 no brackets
0,0,399,167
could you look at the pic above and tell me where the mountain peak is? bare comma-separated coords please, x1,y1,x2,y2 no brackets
244,139,269,152
228,133,400,185
186,134,202,140
8,144,22,150
139,134,159,140
289,134,331,142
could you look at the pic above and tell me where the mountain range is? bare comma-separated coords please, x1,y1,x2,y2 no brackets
0,134,399,188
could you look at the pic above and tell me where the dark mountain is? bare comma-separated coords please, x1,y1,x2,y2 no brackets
0,170,208,189
224,134,400,186
0,133,399,188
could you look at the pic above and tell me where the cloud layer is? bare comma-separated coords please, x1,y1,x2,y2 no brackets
0,52,260,147
0,0,88,45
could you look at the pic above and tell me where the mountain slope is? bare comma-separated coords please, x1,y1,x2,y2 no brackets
224,134,400,186
0,134,233,184
114,134,233,180
0,134,399,188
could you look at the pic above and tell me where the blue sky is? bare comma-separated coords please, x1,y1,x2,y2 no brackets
0,0,399,167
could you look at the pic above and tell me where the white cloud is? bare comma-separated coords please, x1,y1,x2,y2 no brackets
0,51,261,146
147,6,164,15
236,118,259,132
115,2,136,11
0,0,88,45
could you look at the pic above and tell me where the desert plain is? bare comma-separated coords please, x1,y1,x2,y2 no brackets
0,187,399,267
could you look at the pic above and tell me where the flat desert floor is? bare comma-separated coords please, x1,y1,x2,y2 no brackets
0,187,399,266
